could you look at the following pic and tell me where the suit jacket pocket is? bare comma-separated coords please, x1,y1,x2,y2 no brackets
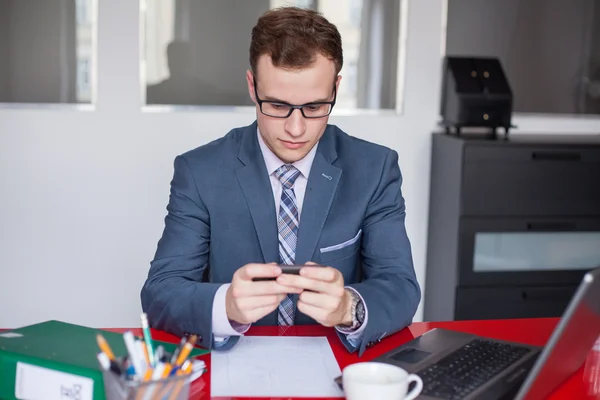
318,229,362,263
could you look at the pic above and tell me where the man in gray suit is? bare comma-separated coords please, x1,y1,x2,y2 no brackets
141,7,420,356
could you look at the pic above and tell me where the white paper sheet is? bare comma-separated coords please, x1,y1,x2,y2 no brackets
211,336,344,398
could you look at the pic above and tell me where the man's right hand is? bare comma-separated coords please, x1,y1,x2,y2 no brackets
226,263,303,325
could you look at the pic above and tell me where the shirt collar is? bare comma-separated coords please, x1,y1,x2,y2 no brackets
257,127,318,179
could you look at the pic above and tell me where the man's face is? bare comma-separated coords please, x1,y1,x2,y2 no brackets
246,54,341,163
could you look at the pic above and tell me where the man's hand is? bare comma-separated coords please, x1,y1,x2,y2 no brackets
276,263,353,327
226,263,303,325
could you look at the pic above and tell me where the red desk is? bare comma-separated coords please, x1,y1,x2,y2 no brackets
105,318,595,399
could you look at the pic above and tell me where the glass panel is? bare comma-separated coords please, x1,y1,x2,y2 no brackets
142,0,402,110
0,0,94,104
473,232,600,272
445,0,600,116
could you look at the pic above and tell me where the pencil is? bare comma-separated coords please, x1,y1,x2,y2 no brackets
174,342,193,366
96,334,115,361
168,361,193,400
140,313,156,367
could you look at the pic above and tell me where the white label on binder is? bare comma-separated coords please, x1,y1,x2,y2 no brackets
0,332,22,338
15,362,94,400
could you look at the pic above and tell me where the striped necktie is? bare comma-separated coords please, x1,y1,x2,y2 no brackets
274,164,301,326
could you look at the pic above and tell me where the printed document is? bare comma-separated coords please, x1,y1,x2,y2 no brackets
211,336,344,397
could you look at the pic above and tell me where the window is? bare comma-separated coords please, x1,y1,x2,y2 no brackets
77,58,91,102
75,0,90,25
445,0,600,116
0,0,95,104
349,0,363,28
142,0,404,110
345,61,358,97
270,0,317,9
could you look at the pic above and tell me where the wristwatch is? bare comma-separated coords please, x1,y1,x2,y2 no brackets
345,289,365,330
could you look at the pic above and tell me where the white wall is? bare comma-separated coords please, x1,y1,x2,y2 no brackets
1,0,599,330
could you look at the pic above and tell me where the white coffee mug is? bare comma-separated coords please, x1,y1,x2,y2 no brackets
342,362,423,400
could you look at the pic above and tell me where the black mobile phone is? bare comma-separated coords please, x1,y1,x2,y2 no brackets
252,265,304,281
280,265,303,275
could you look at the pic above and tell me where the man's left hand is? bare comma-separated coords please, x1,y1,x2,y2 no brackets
276,263,352,327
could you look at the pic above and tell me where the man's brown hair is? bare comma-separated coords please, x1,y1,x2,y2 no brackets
249,7,343,78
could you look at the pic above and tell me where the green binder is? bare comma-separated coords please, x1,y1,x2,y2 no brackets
0,320,209,399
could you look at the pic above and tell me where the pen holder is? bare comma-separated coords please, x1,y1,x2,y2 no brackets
585,336,600,398
102,369,190,400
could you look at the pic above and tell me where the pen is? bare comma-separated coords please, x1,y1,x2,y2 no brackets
140,313,156,367
97,352,110,370
155,345,165,363
142,363,166,400
97,352,122,376
170,336,187,364
123,331,144,379
96,333,116,361
125,363,136,379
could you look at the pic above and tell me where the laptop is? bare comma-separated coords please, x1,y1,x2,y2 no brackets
373,266,600,400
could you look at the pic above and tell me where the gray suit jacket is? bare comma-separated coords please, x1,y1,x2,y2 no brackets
141,121,421,356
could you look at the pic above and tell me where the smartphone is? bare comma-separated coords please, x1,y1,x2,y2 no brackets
280,265,303,275
252,264,304,281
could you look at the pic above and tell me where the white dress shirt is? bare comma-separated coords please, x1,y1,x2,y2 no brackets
211,129,367,342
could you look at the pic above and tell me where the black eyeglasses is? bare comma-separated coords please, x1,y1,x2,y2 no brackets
253,79,336,119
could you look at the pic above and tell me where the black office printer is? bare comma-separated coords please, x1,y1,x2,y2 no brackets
440,56,513,135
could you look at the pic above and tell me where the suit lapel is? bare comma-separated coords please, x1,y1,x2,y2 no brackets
235,124,279,264
295,128,341,264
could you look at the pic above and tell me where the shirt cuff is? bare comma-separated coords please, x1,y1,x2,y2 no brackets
212,283,251,342
335,287,368,339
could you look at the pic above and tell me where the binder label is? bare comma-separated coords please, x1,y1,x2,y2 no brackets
0,332,22,338
15,362,93,400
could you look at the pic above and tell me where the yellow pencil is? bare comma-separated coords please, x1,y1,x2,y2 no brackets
141,341,150,366
154,363,176,399
96,334,115,361
134,368,154,400
142,368,153,382
183,360,193,374
174,342,193,366
161,363,173,378
177,360,192,376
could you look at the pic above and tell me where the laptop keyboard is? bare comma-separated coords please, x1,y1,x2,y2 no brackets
418,339,531,399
